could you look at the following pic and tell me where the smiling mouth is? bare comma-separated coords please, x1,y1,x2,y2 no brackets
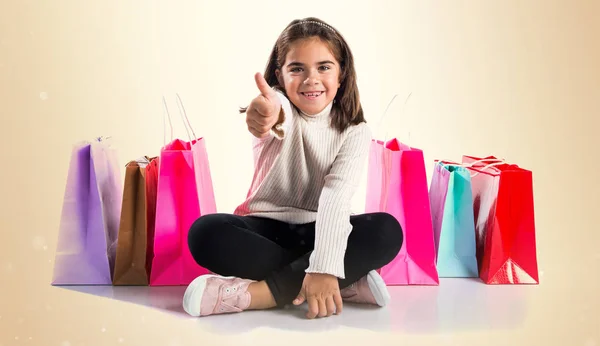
300,91,324,99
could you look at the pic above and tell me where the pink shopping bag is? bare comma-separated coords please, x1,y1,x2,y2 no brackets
365,138,439,285
149,96,217,286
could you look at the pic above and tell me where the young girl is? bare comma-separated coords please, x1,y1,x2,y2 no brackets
183,17,403,319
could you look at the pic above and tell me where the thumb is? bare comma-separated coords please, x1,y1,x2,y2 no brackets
254,72,275,99
293,292,306,305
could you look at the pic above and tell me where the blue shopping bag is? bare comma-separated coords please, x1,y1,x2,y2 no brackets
429,161,478,277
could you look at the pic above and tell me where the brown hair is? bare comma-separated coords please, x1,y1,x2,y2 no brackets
240,17,365,133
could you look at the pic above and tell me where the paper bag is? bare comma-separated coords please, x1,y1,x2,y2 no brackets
365,138,439,285
149,96,217,286
462,155,539,284
112,156,159,285
429,161,478,277
52,138,122,285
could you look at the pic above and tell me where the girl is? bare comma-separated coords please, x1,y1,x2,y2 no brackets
183,17,403,319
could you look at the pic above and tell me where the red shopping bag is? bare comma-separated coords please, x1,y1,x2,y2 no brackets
462,155,539,284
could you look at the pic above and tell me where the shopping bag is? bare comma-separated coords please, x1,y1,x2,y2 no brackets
112,156,159,286
149,95,217,286
462,155,539,284
365,94,438,285
365,138,439,285
429,161,478,277
52,137,123,285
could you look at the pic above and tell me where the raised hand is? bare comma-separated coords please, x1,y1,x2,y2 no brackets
245,72,282,138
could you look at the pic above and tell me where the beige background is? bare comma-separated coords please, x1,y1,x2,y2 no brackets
1,0,599,345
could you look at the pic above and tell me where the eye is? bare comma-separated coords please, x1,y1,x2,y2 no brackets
319,65,331,71
290,67,303,73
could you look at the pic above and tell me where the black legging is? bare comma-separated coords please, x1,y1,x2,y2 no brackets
187,212,403,307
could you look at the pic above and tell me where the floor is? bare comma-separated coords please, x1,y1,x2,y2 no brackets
3,274,597,346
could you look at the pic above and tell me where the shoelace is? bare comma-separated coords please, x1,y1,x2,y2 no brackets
216,284,245,313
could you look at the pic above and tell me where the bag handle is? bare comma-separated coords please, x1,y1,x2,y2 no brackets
437,159,507,177
463,158,506,177
465,158,505,166
175,93,198,144
162,94,198,146
472,162,504,176
375,92,412,145
162,97,174,146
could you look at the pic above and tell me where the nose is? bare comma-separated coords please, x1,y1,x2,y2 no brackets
303,69,320,85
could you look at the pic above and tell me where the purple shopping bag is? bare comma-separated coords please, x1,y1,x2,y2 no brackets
52,137,123,285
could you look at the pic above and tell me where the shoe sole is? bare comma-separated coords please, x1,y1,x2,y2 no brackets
183,274,227,317
366,270,391,307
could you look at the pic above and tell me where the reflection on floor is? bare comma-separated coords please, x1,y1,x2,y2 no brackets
58,278,534,335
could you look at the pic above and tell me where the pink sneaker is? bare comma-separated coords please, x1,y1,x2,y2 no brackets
341,270,390,307
183,274,254,317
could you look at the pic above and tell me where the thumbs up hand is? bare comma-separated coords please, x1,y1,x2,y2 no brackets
246,72,282,139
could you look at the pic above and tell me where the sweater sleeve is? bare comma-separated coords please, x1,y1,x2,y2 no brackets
305,123,373,279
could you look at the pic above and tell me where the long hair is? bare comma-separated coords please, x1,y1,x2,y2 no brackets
241,17,365,133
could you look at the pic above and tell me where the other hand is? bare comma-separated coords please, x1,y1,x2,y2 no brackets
293,273,343,319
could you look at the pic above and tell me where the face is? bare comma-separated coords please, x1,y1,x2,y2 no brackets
276,37,341,115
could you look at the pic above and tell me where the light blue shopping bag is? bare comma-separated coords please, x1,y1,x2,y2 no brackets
429,161,478,277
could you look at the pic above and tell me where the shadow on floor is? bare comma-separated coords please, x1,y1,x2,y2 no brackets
54,278,536,334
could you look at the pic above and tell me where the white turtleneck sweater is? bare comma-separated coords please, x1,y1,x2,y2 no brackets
233,90,372,279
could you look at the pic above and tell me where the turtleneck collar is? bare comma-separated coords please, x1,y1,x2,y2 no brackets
298,101,334,122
